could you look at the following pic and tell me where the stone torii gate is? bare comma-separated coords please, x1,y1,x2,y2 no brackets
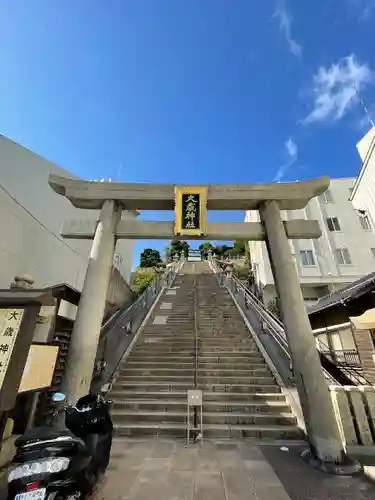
49,174,350,470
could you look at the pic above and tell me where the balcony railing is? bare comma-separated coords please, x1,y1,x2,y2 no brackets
321,349,361,368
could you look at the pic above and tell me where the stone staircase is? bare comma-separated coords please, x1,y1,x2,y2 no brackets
110,261,302,439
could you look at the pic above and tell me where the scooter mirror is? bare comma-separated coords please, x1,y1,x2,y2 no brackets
100,383,111,394
52,392,66,403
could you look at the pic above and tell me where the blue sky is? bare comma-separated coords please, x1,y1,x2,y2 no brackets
1,0,375,266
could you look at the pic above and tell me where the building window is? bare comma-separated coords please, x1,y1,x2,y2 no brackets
322,189,333,203
300,250,315,266
326,217,341,232
335,247,352,265
359,214,372,230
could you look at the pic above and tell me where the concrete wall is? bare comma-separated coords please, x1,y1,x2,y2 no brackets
246,177,375,303
0,135,135,291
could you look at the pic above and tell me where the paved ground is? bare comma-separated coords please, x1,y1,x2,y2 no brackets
96,438,375,500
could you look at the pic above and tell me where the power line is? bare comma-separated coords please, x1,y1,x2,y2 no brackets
353,84,375,127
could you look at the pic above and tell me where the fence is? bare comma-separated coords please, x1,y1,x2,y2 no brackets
91,257,184,391
209,255,372,387
330,385,375,449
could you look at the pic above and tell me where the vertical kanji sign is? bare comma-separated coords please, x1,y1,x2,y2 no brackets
0,309,24,390
174,186,208,236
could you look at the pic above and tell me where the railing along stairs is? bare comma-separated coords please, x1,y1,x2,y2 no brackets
91,256,185,391
209,257,372,388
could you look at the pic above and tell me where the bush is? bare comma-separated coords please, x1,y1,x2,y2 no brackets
132,268,156,295
233,263,250,279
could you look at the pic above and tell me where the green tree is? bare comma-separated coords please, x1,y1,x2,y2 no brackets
214,244,232,257
139,248,162,268
170,240,190,258
233,240,246,257
199,242,213,258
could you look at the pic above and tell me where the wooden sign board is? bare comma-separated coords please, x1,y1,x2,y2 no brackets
19,344,59,393
174,186,208,236
0,309,24,391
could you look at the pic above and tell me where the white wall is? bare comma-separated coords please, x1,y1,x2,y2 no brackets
352,126,375,233
0,135,134,290
246,177,375,300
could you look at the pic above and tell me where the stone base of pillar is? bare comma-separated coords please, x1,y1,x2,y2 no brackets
301,448,362,476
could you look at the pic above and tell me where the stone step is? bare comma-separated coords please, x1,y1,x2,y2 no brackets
127,356,195,363
110,390,188,400
138,342,196,348
117,375,194,382
119,368,270,377
199,347,259,353
117,373,274,384
111,409,296,426
123,361,266,370
141,334,196,339
197,368,271,376
107,265,301,441
198,341,256,347
112,382,194,391
118,368,195,377
124,361,195,368
111,399,292,414
112,381,280,393
132,349,196,355
197,376,275,385
197,336,254,341
199,384,280,393
110,390,286,402
198,353,262,359
113,422,303,440
198,362,266,369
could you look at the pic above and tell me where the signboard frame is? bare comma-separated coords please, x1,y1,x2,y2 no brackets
174,186,208,236
0,305,40,410
18,343,59,393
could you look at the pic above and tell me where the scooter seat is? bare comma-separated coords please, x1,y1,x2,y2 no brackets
15,426,76,447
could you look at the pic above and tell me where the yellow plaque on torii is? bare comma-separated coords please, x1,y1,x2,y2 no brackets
174,186,208,236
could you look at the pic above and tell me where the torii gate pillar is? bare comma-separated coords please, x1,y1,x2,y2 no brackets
61,200,121,402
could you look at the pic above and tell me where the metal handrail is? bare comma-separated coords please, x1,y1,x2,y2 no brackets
315,337,371,385
91,256,185,391
193,275,199,389
229,272,370,385
208,257,368,386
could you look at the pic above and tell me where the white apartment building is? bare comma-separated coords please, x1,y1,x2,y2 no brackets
350,126,375,229
0,135,135,291
246,177,375,308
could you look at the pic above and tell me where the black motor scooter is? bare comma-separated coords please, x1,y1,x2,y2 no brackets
7,383,113,500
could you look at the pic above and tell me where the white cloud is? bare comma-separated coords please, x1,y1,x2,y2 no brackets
348,0,375,20
274,138,298,181
273,0,302,58
285,137,298,159
303,55,373,124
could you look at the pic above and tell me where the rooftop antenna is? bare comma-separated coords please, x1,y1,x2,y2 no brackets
353,84,375,128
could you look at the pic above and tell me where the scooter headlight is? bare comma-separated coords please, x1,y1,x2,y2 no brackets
8,457,70,482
